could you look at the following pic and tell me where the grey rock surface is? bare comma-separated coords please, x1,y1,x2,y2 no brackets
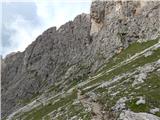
90,0,160,58
118,110,160,120
1,0,160,118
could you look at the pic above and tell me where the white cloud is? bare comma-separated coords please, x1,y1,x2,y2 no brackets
0,3,2,56
34,0,91,28
35,1,72,28
2,15,42,56
2,0,91,57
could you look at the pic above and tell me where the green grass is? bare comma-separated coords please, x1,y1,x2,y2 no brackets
67,103,84,117
91,59,160,116
17,92,40,105
83,47,160,89
97,69,160,114
78,111,92,120
66,102,91,119
10,38,160,120
43,115,51,120
127,98,150,112
47,83,62,93
97,38,159,74
19,90,78,120
126,71,160,116
64,74,89,91
137,72,160,101
42,97,92,120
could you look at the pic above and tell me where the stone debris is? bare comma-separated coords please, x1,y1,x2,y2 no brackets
112,97,128,111
136,96,146,105
150,108,160,114
144,51,153,57
118,110,160,120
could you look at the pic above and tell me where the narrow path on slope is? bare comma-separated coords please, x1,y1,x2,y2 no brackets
77,90,105,120
74,42,160,89
7,41,160,119
7,92,63,120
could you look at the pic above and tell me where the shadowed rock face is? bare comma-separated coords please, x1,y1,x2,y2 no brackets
2,0,160,117
2,13,92,117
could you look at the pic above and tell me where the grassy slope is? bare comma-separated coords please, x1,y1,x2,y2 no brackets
9,38,160,120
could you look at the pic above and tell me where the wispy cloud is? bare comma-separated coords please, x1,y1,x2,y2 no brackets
1,0,91,57
34,0,91,28
2,15,43,56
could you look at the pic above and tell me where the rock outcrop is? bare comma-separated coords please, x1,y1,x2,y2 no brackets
118,110,160,120
90,0,160,58
1,0,160,119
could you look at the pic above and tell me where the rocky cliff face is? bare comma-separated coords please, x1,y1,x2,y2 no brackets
2,0,160,119
90,0,159,57
2,13,92,117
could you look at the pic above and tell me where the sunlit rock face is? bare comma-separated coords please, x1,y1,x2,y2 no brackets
1,0,160,118
90,0,160,58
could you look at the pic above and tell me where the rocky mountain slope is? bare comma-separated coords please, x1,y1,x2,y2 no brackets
1,0,160,120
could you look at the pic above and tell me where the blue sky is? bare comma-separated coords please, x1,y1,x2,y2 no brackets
1,0,91,57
